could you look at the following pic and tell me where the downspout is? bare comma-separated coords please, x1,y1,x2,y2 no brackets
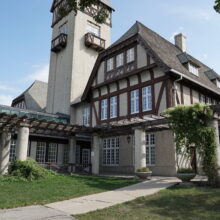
173,75,183,106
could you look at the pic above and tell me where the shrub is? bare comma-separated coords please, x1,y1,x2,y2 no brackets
177,168,195,174
8,158,56,180
136,167,151,172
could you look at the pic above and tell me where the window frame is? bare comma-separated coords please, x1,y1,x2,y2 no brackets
47,143,58,163
102,137,120,166
126,47,135,63
83,106,90,126
106,57,114,72
87,21,100,37
188,63,199,76
110,96,118,119
130,89,139,114
101,99,108,121
146,133,156,166
59,22,68,35
36,142,46,163
9,140,17,162
142,86,152,112
116,53,124,68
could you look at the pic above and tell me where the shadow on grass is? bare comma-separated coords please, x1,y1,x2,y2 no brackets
128,186,220,220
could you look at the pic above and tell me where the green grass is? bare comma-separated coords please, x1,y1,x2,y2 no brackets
0,174,137,209
76,185,220,220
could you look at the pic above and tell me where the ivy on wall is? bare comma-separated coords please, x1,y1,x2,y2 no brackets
164,103,219,186
58,0,109,24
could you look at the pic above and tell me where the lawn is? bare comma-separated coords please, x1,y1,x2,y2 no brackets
76,185,220,220
0,175,137,209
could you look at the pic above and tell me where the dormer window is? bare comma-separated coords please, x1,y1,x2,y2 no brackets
188,63,199,76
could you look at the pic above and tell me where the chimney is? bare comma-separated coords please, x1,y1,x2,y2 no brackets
174,33,187,52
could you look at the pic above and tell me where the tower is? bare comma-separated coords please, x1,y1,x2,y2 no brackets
46,0,113,114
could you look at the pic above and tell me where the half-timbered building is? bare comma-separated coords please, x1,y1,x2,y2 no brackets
1,1,220,176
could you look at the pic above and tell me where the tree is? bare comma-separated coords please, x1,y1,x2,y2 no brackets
59,0,109,24
214,0,220,12
164,103,219,186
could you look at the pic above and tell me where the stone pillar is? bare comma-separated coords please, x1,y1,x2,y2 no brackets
134,128,146,170
68,136,76,172
0,131,11,174
16,125,30,161
212,119,220,168
91,135,100,175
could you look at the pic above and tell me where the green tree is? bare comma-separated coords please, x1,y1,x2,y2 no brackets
59,0,109,24
164,103,219,186
214,0,220,12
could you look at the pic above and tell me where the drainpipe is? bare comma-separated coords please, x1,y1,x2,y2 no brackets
173,75,183,106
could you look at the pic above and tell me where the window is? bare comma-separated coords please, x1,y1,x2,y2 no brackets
14,101,26,109
200,95,206,104
59,22,68,34
131,89,139,114
9,140,16,162
107,58,114,72
110,96,118,119
101,99,108,120
217,80,220,88
83,106,90,126
103,137,119,166
36,142,46,163
48,143,57,163
87,22,100,37
188,63,199,76
146,134,156,165
126,48,135,63
116,53,124,68
142,86,152,111
207,97,212,105
63,145,69,164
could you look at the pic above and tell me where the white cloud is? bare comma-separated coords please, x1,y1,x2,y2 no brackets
0,83,20,93
0,95,13,106
170,26,184,41
24,63,49,83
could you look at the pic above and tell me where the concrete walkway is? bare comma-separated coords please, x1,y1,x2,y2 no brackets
0,205,76,220
47,176,179,215
0,177,179,219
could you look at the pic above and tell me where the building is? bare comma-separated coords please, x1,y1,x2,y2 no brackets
0,0,220,176
12,80,48,112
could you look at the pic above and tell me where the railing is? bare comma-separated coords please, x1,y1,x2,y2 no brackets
85,32,105,51
51,33,68,53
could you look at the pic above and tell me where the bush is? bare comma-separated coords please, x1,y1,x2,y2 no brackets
177,168,195,174
8,158,56,180
136,167,151,172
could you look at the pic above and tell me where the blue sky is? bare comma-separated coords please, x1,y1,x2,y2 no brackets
0,0,219,105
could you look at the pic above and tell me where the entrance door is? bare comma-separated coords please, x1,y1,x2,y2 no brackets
82,149,91,168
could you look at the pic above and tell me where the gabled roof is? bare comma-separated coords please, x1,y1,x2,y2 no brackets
12,80,47,104
81,21,220,101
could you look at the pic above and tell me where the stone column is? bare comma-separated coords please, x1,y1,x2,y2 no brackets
134,128,146,170
16,125,30,161
212,119,220,168
0,131,11,174
68,136,76,172
91,135,100,175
